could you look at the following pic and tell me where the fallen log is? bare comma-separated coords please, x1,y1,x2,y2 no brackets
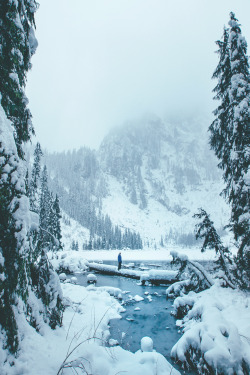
88,262,141,279
87,262,178,285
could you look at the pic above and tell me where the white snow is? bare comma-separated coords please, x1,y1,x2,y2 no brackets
140,269,178,282
171,283,250,374
101,159,230,246
87,273,97,282
141,336,154,352
78,247,225,261
133,295,144,302
49,250,89,273
0,280,180,375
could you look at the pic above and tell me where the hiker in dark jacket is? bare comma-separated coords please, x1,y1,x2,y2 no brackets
118,252,122,270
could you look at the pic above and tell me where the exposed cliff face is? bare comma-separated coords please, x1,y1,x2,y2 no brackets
45,116,230,247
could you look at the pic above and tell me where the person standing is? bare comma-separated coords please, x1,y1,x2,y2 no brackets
118,252,122,270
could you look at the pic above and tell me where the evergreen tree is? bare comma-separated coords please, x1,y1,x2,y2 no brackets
39,166,53,251
194,209,235,287
209,13,250,288
36,250,64,329
160,235,164,247
0,0,38,157
227,13,250,286
209,27,232,173
25,168,30,196
0,130,31,352
0,1,39,354
0,2,64,356
49,194,63,252
30,142,43,212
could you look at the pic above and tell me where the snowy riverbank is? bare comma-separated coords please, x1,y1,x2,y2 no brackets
2,249,249,375
51,246,229,265
0,277,180,375
51,250,250,375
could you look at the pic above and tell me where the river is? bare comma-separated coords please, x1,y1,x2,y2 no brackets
75,260,198,375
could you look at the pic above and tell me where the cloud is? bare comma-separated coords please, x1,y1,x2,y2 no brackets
26,0,250,151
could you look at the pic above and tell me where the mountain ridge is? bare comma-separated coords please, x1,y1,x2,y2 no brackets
45,116,230,248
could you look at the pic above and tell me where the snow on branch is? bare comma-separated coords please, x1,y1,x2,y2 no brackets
193,208,236,288
170,250,214,291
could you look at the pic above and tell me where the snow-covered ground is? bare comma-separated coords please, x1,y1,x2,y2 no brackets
55,247,236,264
60,212,237,262
2,245,248,374
61,213,90,251
1,212,245,375
170,283,250,374
1,274,180,375
102,171,230,246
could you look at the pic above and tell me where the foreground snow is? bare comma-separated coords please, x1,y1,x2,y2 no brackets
0,280,180,375
170,283,250,374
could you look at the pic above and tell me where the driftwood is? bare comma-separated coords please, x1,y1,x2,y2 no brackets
88,263,178,285
88,264,140,279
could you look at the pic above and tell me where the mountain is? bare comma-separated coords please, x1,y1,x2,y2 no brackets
45,115,230,249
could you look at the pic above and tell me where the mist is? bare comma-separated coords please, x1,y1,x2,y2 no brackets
26,0,250,152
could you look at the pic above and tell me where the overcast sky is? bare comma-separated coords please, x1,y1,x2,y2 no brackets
26,0,250,152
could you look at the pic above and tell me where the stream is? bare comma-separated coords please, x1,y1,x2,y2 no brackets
74,261,198,375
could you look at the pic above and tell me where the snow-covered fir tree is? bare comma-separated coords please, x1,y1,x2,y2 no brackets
0,0,39,354
0,105,37,353
29,142,43,213
39,166,52,251
38,166,62,253
0,0,38,157
194,208,235,287
49,195,63,252
209,27,232,172
0,1,63,355
209,12,250,287
36,250,63,329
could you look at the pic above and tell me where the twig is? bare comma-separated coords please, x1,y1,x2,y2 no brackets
66,296,88,340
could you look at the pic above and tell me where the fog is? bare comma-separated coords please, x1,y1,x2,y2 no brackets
26,0,250,152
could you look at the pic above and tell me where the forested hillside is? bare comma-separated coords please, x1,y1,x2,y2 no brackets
44,116,230,248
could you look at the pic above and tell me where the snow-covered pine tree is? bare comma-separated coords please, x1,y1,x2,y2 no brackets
0,0,38,158
209,12,250,288
39,166,53,251
1,2,64,355
0,106,38,353
25,168,30,196
49,194,63,252
194,209,235,287
0,0,39,354
209,27,232,172
227,13,250,286
36,250,63,329
29,142,43,212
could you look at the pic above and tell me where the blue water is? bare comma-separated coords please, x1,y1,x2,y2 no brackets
76,261,197,375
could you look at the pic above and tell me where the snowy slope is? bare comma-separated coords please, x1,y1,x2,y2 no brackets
60,211,90,250
99,117,230,246
46,115,231,248
102,175,229,247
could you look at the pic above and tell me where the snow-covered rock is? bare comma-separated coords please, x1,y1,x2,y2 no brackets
59,273,67,281
141,337,154,352
87,273,97,283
